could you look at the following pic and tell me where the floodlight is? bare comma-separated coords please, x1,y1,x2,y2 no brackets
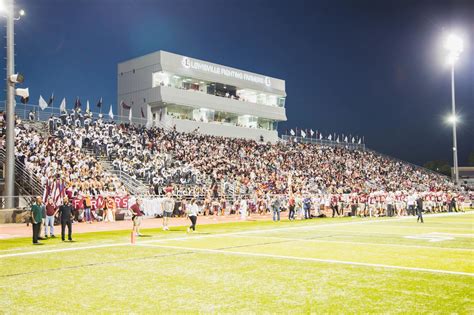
444,33,464,65
19,9,25,16
446,114,458,124
445,34,463,54
9,73,24,84
15,87,29,98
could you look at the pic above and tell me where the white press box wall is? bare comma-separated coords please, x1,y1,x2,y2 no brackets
118,50,287,142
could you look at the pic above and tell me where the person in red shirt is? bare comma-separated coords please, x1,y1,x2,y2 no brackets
288,195,296,220
130,198,144,237
44,197,58,238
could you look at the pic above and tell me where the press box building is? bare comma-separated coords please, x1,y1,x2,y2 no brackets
117,51,287,142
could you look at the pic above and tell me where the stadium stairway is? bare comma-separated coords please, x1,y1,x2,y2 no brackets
81,148,149,196
0,148,43,211
27,120,50,138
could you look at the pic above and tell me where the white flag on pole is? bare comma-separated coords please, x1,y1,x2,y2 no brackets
59,97,66,113
310,129,314,137
301,130,306,138
319,133,323,140
336,136,340,143
344,136,348,143
352,137,355,143
108,104,114,119
86,100,90,113
128,108,132,122
290,129,295,136
39,95,48,110
358,138,362,144
328,134,332,141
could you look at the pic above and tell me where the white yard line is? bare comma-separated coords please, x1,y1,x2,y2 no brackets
371,225,473,231
0,211,471,259
227,234,474,252
430,232,474,238
0,243,128,258
137,243,474,277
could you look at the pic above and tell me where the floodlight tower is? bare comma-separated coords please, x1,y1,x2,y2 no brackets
2,0,26,208
444,33,463,186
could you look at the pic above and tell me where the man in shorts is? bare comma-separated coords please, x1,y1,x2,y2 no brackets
130,198,144,236
162,193,175,231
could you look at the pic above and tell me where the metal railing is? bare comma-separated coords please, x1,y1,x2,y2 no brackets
281,135,366,150
109,168,150,195
79,146,150,195
0,148,43,207
281,135,446,180
0,102,169,129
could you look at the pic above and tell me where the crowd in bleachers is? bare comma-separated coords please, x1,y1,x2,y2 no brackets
13,116,126,211
3,111,472,223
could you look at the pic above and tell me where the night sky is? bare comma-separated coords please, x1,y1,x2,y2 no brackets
2,0,473,165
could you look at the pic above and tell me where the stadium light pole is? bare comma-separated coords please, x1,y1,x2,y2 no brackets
444,33,463,186
2,0,25,208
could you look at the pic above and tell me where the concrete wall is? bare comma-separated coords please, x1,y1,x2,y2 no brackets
171,118,279,143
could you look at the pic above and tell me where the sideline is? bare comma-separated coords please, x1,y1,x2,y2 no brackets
1,211,471,259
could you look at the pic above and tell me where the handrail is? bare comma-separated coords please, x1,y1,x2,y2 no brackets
0,148,43,197
109,168,149,195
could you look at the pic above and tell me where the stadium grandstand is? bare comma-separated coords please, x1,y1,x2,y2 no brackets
0,99,471,222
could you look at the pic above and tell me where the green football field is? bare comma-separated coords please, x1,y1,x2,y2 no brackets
1,212,473,314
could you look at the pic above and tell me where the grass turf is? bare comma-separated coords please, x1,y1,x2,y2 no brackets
1,212,473,313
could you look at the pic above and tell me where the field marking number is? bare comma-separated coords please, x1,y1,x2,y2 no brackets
404,233,454,242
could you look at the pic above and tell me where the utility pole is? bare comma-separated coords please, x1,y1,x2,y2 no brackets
4,0,16,208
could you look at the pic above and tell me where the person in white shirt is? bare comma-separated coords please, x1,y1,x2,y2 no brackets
187,198,199,232
239,199,248,220
407,193,416,216
162,193,175,231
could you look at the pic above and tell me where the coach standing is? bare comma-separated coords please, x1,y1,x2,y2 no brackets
58,196,74,241
416,195,424,223
31,196,43,245
130,198,144,237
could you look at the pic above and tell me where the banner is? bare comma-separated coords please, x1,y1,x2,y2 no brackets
72,195,130,210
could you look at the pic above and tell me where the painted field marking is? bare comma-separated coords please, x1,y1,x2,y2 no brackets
431,232,474,238
0,234,23,240
404,233,455,243
137,243,474,277
0,211,471,259
228,234,474,251
382,225,474,231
